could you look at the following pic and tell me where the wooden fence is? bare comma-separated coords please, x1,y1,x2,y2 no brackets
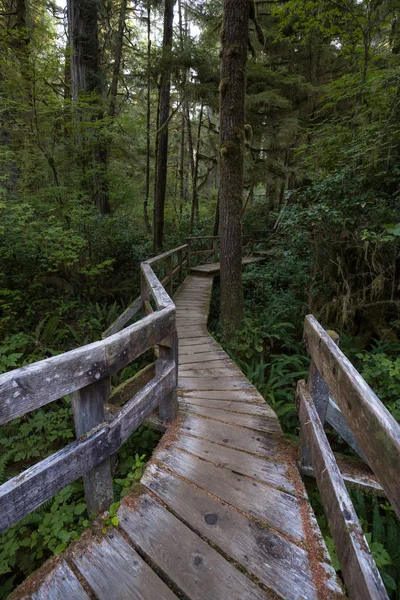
185,231,269,269
0,245,188,533
298,315,400,600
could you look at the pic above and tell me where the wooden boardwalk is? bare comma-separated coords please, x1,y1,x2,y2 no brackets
189,256,264,275
11,275,344,600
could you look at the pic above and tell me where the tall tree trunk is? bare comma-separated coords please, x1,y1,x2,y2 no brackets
190,102,203,232
108,0,127,119
177,0,186,213
67,0,110,214
153,0,175,251
186,103,195,181
144,0,152,233
219,0,248,340
179,111,185,211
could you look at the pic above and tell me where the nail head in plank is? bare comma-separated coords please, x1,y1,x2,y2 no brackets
156,446,304,541
143,465,343,600
118,494,269,600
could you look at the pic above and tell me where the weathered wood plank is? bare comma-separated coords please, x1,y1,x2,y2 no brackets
179,396,276,417
182,389,264,402
0,364,175,532
0,307,174,425
178,332,210,340
156,446,304,541
189,257,264,275
179,358,235,370
108,363,155,407
101,295,142,339
171,434,296,494
179,352,227,364
143,465,343,600
106,307,175,374
158,331,178,424
326,397,367,462
145,244,187,266
72,377,114,517
118,493,269,600
179,403,282,434
72,530,178,600
178,376,253,390
299,461,385,497
11,561,90,600
180,414,282,458
178,367,239,377
304,314,400,518
179,342,219,351
297,380,388,599
140,262,173,309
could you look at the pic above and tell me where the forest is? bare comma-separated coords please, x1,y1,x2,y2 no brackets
1,0,400,597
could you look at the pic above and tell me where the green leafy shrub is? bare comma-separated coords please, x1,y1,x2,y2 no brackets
356,350,400,420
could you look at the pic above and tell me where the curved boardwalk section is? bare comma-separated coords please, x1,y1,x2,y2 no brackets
11,275,344,600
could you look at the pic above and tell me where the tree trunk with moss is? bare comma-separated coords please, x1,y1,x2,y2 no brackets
219,0,248,340
67,0,110,214
153,0,175,251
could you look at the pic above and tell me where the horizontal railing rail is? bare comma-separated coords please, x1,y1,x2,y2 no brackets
186,231,268,269
297,314,400,599
0,245,187,533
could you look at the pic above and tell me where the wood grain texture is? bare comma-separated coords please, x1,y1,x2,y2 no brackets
118,494,269,600
325,397,367,462
101,295,142,338
156,446,305,541
170,434,297,494
179,352,227,364
72,377,114,517
143,465,343,600
0,306,174,425
12,561,90,600
179,396,276,417
304,314,400,518
0,364,175,532
297,380,388,599
72,529,178,600
178,376,253,390
180,413,281,458
182,389,264,401
179,402,282,434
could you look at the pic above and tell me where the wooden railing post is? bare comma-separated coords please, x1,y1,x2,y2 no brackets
166,255,173,296
157,329,178,424
177,248,183,283
186,238,191,269
300,330,339,469
71,377,114,517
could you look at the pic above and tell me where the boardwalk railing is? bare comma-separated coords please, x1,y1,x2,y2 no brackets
297,314,400,599
186,231,268,269
0,245,188,533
